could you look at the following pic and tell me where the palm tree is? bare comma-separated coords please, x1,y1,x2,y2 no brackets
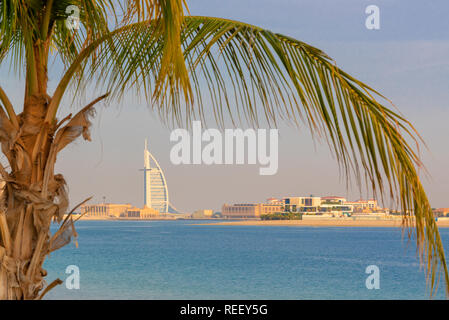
0,0,446,299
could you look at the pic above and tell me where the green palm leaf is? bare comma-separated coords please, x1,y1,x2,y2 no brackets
82,16,447,295
178,16,448,295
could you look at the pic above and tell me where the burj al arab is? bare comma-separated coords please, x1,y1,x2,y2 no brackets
141,139,169,213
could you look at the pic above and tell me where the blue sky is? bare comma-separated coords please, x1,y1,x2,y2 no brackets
1,1,448,211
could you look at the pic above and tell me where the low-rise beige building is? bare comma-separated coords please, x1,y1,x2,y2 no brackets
80,203,132,218
81,203,160,219
222,203,283,218
191,209,214,219
434,208,449,217
345,199,378,212
122,205,159,218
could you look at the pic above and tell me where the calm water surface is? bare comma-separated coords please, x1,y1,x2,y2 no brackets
43,220,448,299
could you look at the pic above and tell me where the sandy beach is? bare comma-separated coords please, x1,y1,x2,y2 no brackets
73,216,449,228
195,218,449,228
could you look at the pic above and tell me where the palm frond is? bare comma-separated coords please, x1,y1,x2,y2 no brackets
0,0,191,111
42,0,190,122
177,16,448,295
80,15,446,294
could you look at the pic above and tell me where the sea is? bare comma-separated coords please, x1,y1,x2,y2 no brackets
43,220,449,299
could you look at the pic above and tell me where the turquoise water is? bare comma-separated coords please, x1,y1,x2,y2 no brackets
43,220,448,299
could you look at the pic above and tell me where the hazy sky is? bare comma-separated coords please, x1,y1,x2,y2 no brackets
1,0,448,212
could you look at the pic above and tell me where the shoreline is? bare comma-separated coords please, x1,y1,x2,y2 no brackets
193,219,449,228
72,216,449,228
74,217,179,221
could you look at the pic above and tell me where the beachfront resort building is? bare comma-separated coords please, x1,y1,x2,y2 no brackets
266,197,283,205
283,196,321,213
80,203,132,218
222,203,283,219
345,199,378,213
280,196,378,214
221,196,382,218
191,209,214,219
434,208,449,217
121,205,160,218
318,196,353,214
320,196,347,204
80,203,160,219
281,196,352,214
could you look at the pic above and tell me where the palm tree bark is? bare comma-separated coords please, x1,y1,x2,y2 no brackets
0,94,106,299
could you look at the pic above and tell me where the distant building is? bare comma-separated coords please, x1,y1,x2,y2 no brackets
319,203,353,214
81,203,160,219
319,196,352,214
121,205,159,218
434,208,449,217
345,199,378,212
266,198,283,205
283,196,321,213
222,203,283,218
80,203,132,218
220,194,393,219
191,209,214,219
286,196,321,207
320,196,347,205
141,139,169,213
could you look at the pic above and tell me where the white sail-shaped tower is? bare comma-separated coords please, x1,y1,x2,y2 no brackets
142,139,169,213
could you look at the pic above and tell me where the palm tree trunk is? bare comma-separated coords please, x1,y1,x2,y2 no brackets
0,97,58,299
0,94,100,299
0,203,51,300
0,200,66,299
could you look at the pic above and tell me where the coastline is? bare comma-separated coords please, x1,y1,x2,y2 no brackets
72,216,449,228
194,218,449,228
73,216,178,221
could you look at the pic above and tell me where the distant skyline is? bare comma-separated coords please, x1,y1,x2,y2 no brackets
1,1,448,212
